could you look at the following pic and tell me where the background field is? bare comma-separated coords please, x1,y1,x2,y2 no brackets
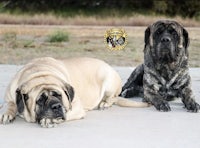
0,25,200,67
0,0,200,66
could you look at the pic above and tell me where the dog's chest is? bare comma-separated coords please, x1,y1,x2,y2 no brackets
145,66,189,99
158,67,173,81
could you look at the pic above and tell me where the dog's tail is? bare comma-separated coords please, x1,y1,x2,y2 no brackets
115,97,150,107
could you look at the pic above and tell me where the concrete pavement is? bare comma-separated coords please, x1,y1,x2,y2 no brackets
0,65,200,148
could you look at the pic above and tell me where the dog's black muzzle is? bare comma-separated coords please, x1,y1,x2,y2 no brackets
156,33,176,63
48,100,65,119
36,94,66,122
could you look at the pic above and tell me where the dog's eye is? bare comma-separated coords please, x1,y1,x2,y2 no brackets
171,31,178,39
36,97,47,106
173,31,178,36
36,93,48,106
156,26,165,35
168,28,178,37
51,91,60,96
50,91,62,99
156,30,161,35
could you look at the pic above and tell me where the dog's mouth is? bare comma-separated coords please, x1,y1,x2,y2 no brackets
159,54,173,63
159,47,171,55
155,43,177,63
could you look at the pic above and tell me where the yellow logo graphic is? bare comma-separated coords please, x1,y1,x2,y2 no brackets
104,28,127,50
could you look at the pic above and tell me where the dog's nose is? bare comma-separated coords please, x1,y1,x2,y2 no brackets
161,36,171,43
51,103,62,111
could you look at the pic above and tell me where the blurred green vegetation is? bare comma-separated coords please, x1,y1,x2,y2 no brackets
47,31,69,43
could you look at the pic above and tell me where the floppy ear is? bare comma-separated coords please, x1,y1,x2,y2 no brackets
63,83,74,109
16,89,29,114
183,28,190,49
144,26,151,46
182,28,190,57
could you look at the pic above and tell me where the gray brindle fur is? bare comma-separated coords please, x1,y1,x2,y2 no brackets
121,20,200,112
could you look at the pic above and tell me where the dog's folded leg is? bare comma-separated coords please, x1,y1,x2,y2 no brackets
120,64,144,98
67,108,86,121
181,86,200,112
0,101,17,124
66,97,86,121
120,86,144,98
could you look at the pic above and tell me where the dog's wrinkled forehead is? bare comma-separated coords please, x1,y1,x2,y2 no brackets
145,20,187,49
39,89,61,98
151,20,182,34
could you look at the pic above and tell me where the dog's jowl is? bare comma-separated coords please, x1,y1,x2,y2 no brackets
121,20,200,112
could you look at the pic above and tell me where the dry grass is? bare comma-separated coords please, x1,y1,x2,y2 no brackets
0,13,200,27
0,25,199,67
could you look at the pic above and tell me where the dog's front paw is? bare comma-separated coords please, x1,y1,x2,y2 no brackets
153,100,171,112
0,113,15,124
39,118,57,128
184,101,200,113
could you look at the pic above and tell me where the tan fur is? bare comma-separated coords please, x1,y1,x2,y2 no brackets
0,57,149,125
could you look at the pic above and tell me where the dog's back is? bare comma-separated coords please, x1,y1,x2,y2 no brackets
61,57,122,110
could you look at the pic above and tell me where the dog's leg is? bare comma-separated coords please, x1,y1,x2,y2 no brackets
98,80,118,110
0,101,17,124
98,87,117,109
66,108,86,121
120,64,144,98
143,73,171,111
66,97,86,121
181,84,200,112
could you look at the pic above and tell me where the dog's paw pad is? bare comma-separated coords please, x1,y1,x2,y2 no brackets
40,118,57,128
0,114,15,124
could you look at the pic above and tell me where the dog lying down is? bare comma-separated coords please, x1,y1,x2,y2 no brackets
121,20,200,112
0,57,149,128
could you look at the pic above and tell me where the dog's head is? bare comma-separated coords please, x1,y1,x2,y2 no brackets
16,83,74,126
144,20,189,64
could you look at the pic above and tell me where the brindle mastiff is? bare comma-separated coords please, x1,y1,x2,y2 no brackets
0,57,149,127
121,20,200,112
